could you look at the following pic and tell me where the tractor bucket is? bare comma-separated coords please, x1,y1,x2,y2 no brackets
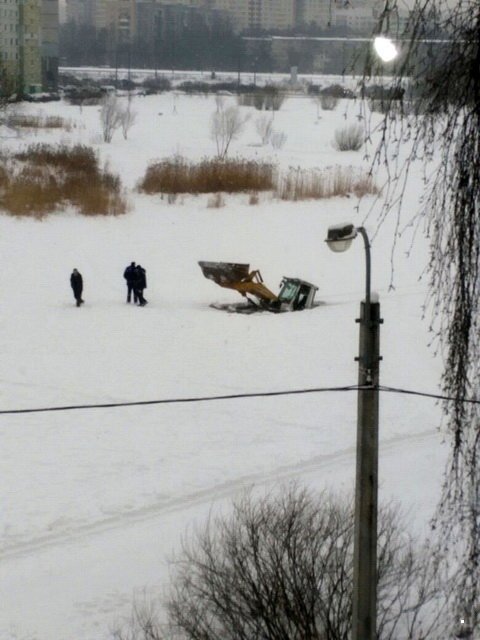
198,261,278,303
199,261,250,286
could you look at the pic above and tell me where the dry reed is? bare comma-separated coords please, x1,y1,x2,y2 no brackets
3,114,73,130
276,166,378,201
138,157,275,194
0,144,127,217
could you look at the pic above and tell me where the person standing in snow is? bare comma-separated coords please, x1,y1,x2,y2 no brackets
70,269,84,307
124,261,137,304
134,264,148,306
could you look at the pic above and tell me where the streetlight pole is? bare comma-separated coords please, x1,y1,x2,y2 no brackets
325,224,382,640
352,227,381,640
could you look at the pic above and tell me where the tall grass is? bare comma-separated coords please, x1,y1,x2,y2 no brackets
138,157,378,202
2,114,74,130
0,144,127,217
276,166,378,201
138,157,275,194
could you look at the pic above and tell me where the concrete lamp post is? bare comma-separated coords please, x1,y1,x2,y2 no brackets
325,223,382,640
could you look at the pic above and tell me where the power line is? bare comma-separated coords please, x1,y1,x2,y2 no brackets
0,384,479,417
0,385,360,415
378,385,480,405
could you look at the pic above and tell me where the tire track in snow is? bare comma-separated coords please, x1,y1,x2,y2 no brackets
0,428,439,563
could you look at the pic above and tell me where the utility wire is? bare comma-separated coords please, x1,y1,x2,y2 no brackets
378,385,480,405
0,385,361,415
0,384,479,416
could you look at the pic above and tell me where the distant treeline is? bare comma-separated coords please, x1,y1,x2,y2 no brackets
59,20,374,74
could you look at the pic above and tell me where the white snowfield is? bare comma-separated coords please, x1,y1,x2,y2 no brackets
0,89,446,639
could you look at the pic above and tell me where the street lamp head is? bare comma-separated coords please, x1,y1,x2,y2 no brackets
373,36,399,62
325,223,358,253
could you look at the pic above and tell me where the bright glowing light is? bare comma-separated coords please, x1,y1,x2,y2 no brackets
373,36,399,62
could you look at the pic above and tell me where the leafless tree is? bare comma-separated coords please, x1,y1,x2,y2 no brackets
100,95,123,143
270,130,287,150
119,100,137,140
214,94,225,113
255,114,274,145
161,486,446,640
111,596,166,640
360,1,480,632
210,105,249,159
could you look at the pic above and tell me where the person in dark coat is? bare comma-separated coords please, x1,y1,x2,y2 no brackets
70,269,84,307
134,264,148,306
123,261,137,303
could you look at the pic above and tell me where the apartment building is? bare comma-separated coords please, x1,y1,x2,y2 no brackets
41,0,58,89
334,4,376,32
0,0,58,93
297,0,332,28
0,0,20,89
21,0,42,92
105,0,136,42
66,0,212,32
335,0,408,33
213,0,295,32
262,0,295,30
66,0,113,29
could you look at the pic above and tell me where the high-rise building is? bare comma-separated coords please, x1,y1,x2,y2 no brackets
105,0,136,43
297,0,333,28
0,0,58,93
214,0,295,32
20,0,42,92
41,0,59,89
0,0,20,85
65,0,109,29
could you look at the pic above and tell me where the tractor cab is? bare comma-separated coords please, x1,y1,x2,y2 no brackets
277,278,319,311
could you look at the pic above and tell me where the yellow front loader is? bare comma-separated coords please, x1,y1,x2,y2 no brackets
198,261,318,313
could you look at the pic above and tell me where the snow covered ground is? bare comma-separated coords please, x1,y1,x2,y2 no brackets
0,90,447,639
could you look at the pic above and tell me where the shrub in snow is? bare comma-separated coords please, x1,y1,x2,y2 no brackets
321,83,355,99
320,94,339,111
251,92,264,110
116,486,448,640
141,76,171,94
236,93,257,108
333,123,364,152
264,85,286,112
207,192,225,208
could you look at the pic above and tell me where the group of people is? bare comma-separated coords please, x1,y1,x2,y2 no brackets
123,262,148,306
69,262,148,307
